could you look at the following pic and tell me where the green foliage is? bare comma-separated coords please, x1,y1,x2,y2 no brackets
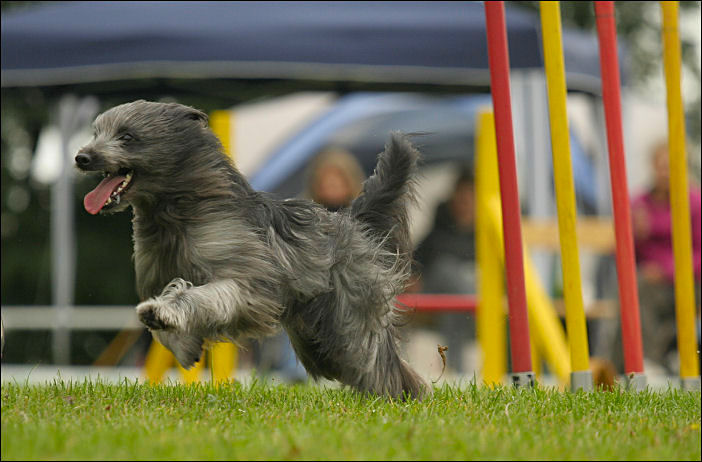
2,380,700,460
516,1,701,85
515,1,701,143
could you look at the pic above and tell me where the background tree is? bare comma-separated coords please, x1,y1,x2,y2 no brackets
516,1,701,145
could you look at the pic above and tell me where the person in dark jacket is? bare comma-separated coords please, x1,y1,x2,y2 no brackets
413,166,477,375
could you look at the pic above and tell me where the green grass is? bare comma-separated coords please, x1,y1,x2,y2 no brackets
1,379,700,460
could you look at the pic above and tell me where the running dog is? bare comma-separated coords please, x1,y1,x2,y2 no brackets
75,100,428,399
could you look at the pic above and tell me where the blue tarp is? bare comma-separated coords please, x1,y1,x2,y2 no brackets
251,92,598,211
1,1,614,91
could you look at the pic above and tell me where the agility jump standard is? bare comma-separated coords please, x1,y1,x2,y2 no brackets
539,1,592,392
484,1,534,387
660,1,701,391
594,1,646,390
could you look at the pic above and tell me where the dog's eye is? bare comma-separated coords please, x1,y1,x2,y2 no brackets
118,133,134,142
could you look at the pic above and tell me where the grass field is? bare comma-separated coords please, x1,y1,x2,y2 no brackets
1,378,700,460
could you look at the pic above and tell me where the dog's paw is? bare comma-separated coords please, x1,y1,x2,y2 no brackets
136,298,182,331
152,330,204,369
137,303,167,330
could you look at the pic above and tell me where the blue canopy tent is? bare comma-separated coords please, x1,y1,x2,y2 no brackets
1,0,617,213
1,1,613,90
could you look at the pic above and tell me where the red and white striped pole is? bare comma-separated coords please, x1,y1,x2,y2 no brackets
594,1,646,390
484,1,534,387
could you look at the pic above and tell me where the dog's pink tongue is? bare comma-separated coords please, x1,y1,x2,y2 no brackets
84,174,126,215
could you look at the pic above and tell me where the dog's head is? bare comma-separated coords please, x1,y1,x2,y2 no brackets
75,100,211,215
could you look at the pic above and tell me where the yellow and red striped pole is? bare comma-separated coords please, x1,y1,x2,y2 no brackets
660,1,700,391
539,1,592,391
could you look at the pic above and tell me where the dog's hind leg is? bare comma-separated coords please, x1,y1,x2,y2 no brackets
284,292,430,400
136,277,284,367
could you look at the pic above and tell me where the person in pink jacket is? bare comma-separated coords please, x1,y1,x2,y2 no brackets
631,139,701,373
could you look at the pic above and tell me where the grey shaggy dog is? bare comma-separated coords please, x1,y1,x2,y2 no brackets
75,100,429,399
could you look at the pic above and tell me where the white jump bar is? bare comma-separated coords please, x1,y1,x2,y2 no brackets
1,306,141,330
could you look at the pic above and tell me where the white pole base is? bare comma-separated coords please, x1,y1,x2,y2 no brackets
511,371,535,388
624,373,647,391
680,376,701,392
570,370,593,392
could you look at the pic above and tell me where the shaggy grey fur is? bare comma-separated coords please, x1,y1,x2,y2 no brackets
76,100,429,399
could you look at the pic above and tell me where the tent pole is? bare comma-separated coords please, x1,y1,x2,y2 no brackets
51,95,98,364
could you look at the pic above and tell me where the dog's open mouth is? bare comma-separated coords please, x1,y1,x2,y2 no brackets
83,168,134,215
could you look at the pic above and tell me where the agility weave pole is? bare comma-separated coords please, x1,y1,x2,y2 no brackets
484,1,534,387
475,110,508,386
143,110,238,385
474,109,572,387
594,1,646,390
660,1,701,391
539,1,592,392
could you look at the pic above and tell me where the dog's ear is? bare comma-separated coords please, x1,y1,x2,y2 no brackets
184,107,209,127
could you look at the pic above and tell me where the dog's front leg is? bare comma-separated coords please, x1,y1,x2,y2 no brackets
136,277,284,367
136,279,205,369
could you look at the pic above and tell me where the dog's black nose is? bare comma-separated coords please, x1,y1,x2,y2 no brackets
75,153,92,167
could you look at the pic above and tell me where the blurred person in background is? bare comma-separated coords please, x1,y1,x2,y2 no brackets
256,146,366,382
304,147,365,212
411,166,477,376
631,139,701,374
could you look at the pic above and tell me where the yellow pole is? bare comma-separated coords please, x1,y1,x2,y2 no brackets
482,199,572,386
144,107,239,383
475,109,507,386
210,342,239,385
177,355,205,384
521,235,571,386
210,110,233,159
539,1,592,391
143,339,174,383
208,109,240,384
660,1,700,389
475,109,570,386
143,110,240,384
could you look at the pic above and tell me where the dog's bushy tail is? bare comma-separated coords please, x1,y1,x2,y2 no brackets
349,133,429,400
374,325,431,400
350,132,419,271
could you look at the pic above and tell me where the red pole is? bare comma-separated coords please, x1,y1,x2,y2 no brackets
397,294,477,312
484,1,533,376
594,1,645,379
